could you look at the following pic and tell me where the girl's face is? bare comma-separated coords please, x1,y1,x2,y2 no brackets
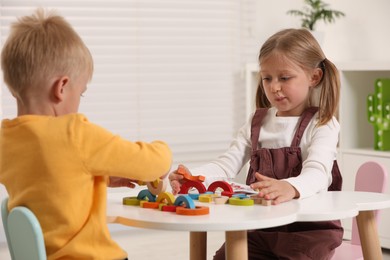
260,52,322,117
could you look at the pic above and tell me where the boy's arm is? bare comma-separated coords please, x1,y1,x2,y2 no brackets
74,115,172,181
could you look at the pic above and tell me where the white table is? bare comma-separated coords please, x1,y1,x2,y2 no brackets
107,189,390,260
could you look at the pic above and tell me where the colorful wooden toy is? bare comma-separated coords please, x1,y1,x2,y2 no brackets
228,197,254,206
249,195,263,204
232,193,249,199
123,196,141,206
160,205,178,212
221,191,234,197
176,206,209,216
188,193,200,200
140,201,162,209
179,180,207,194
174,195,196,209
177,165,206,182
261,199,273,206
137,189,157,202
198,194,215,203
156,192,175,205
213,196,229,204
207,180,234,194
147,178,168,195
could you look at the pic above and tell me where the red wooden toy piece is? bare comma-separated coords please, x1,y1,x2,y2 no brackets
179,180,207,194
207,180,234,194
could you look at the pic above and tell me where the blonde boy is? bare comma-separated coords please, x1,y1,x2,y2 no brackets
0,8,172,259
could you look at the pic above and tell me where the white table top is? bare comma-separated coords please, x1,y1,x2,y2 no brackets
107,188,390,232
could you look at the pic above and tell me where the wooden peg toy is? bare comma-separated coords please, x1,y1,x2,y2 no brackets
160,205,178,212
123,196,141,206
137,189,157,202
177,165,206,182
207,180,233,194
156,192,175,205
147,178,168,195
199,194,214,203
213,196,229,204
179,180,207,194
228,197,254,206
261,199,273,206
176,206,209,216
249,194,263,204
174,195,196,209
140,201,162,209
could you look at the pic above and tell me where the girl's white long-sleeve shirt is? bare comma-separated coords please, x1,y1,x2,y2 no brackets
190,107,340,199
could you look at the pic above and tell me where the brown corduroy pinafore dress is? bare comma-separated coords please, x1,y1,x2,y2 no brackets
213,107,343,260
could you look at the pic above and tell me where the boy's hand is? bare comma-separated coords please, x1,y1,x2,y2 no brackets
168,164,189,195
249,172,299,205
108,176,137,188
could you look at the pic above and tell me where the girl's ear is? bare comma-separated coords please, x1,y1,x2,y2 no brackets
51,76,70,103
310,68,323,87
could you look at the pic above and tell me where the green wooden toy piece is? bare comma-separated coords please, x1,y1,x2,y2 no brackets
367,78,390,150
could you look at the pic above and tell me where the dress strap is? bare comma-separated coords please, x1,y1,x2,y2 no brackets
250,108,269,151
290,107,319,147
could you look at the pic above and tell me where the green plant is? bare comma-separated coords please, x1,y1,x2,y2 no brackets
287,0,345,31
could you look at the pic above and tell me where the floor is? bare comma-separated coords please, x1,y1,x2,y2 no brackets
1,227,390,260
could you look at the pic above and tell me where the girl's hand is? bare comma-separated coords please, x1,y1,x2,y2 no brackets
168,164,189,195
108,176,137,188
250,172,299,205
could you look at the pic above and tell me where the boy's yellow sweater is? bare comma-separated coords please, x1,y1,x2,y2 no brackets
0,114,172,259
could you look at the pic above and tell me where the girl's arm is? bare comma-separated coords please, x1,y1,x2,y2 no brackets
190,119,253,186
285,117,340,199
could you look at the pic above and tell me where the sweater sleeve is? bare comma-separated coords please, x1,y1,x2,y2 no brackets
284,117,340,199
72,115,172,182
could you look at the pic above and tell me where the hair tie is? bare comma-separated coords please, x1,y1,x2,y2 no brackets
320,58,326,70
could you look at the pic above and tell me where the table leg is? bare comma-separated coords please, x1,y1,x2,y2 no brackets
190,231,207,260
356,210,382,260
225,231,248,260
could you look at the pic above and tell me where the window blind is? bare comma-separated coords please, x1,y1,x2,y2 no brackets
0,0,243,168
0,0,262,240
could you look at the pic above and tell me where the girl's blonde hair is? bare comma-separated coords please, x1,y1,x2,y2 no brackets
256,28,340,125
1,8,93,100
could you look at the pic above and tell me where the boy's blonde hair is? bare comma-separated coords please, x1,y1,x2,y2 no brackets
256,28,340,125
1,8,93,100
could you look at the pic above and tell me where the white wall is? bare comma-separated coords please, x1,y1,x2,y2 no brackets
249,0,390,63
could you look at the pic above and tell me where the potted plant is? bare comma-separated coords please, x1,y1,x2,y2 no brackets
287,0,345,31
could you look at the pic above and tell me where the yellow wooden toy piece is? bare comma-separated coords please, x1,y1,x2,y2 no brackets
156,192,175,205
199,194,214,203
123,196,141,206
228,197,254,206
147,178,168,195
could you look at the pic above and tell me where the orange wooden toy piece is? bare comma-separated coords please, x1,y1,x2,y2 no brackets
177,165,205,182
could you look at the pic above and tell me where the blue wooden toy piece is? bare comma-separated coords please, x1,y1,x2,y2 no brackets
232,193,249,199
137,189,157,202
174,195,196,209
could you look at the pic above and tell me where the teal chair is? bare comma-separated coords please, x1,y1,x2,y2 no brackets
1,198,46,260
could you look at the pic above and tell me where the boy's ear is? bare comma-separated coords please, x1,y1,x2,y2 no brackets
310,68,323,87
51,76,70,103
